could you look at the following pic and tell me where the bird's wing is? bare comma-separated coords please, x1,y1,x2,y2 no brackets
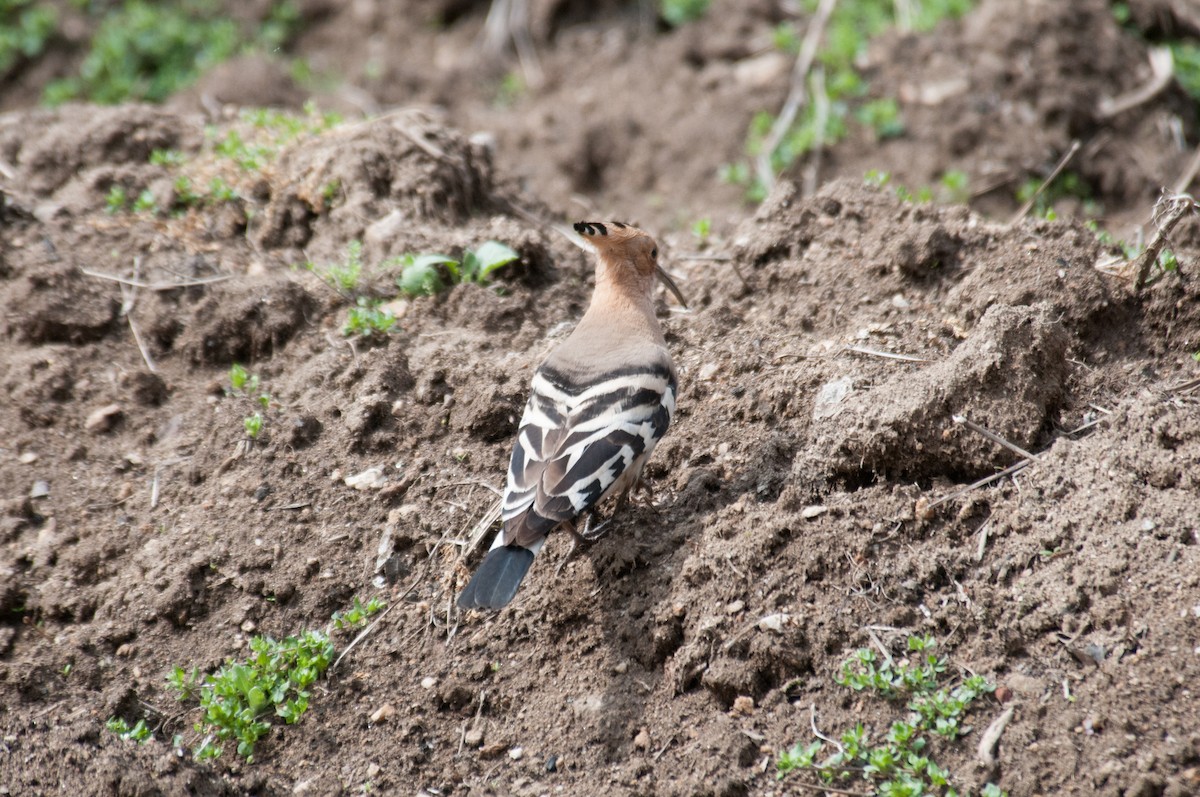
501,362,676,547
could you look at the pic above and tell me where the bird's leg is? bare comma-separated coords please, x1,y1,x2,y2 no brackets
556,518,585,577
579,511,615,541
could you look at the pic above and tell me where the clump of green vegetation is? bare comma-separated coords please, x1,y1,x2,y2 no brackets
44,0,301,106
777,635,1005,797
726,0,976,201
330,595,387,631
392,240,519,297
105,184,129,214
1016,170,1097,221
0,0,56,79
307,240,365,297
106,716,152,744
660,0,710,27
228,364,272,440
172,630,335,762
856,97,905,140
342,297,396,339
691,217,712,242
864,169,971,206
107,598,387,761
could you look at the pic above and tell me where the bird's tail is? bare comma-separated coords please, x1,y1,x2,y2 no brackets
457,545,537,610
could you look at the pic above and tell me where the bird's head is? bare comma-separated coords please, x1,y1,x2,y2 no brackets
573,220,687,307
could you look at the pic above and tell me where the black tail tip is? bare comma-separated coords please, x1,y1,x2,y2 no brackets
457,545,536,611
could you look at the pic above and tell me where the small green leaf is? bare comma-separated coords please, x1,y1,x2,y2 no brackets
471,241,519,282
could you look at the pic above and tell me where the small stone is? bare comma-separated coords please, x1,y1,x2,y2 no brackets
726,600,745,615
697,362,719,381
464,727,484,747
420,676,437,689
613,661,628,674
30,481,50,499
344,468,387,490
368,703,396,724
1140,518,1156,532
801,505,827,520
891,293,911,309
508,746,524,761
85,403,123,434
632,728,651,751
366,763,380,778
479,742,507,759
731,696,755,716
17,452,37,464
994,686,1013,703
240,620,256,633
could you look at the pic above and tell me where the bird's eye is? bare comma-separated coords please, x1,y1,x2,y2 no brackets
650,248,658,259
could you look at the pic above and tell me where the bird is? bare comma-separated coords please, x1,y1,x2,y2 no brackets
457,220,686,611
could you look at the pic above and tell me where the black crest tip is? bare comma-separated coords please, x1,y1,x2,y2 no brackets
573,221,607,236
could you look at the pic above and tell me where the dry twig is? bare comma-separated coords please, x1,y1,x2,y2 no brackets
755,0,838,194
1008,140,1081,225
1098,47,1174,119
1133,191,1196,290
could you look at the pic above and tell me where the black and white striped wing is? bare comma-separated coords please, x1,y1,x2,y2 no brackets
501,364,676,547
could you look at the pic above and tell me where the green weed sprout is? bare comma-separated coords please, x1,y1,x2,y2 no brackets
105,185,128,214
856,98,905,140
308,240,364,296
228,364,260,394
331,595,387,631
172,630,335,762
394,241,519,297
244,412,263,439
0,1,56,78
777,635,1005,796
106,717,152,744
660,0,711,27
342,297,396,338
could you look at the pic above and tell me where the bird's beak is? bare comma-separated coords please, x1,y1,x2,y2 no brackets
655,265,689,309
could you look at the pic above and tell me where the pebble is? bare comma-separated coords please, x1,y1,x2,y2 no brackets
508,746,524,761
731,696,755,716
366,763,380,778
726,600,745,615
30,481,50,499
84,403,123,434
344,468,387,490
464,727,484,747
17,452,37,464
697,362,719,381
420,676,437,689
801,505,827,520
368,703,395,724
632,728,651,751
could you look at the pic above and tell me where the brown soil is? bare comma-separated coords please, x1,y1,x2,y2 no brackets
2,2,1200,796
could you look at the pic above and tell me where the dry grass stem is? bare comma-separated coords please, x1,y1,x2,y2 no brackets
1008,140,1081,225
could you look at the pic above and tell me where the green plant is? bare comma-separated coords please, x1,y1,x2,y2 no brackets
0,1,56,78
44,1,302,105
243,412,263,439
169,630,335,762
107,716,153,744
228,363,260,394
105,184,128,214
393,241,519,297
1016,170,1097,220
133,188,157,214
691,218,712,241
728,0,975,200
857,97,905,139
660,0,710,27
308,240,364,296
150,148,187,167
342,297,396,338
777,635,1004,796
331,595,387,631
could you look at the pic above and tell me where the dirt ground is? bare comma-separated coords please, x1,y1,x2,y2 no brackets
2,1,1200,795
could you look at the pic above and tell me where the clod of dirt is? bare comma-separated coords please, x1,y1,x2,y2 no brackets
6,266,119,345
801,302,1069,484
255,109,495,252
4,105,197,196
176,277,317,365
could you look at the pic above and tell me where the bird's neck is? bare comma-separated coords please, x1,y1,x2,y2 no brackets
569,260,663,346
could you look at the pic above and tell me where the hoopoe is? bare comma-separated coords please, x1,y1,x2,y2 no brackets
457,221,686,611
